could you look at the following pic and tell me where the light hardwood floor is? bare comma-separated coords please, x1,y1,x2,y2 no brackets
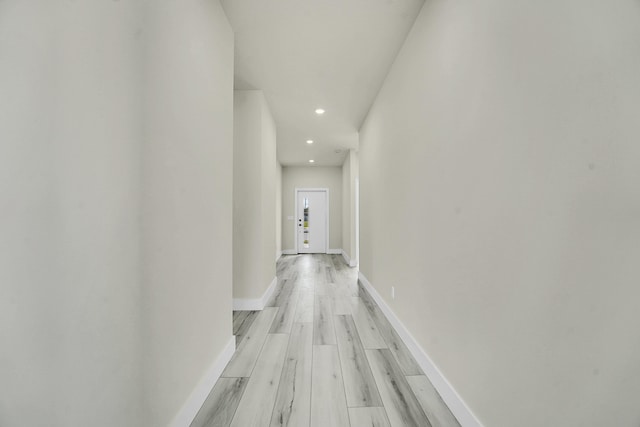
191,254,460,427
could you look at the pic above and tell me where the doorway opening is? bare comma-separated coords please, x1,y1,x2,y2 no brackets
294,188,329,254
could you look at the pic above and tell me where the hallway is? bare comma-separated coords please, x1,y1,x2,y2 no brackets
191,255,460,427
4,1,640,425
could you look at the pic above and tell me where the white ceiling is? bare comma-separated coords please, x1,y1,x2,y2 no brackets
221,0,425,166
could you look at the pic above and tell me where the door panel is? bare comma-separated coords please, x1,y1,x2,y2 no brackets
297,191,327,254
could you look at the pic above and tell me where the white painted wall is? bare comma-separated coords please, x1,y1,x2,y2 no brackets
141,1,234,426
233,91,261,299
342,154,351,259
276,162,283,259
233,91,277,301
342,150,359,264
281,166,342,252
1,2,234,426
0,2,142,426
261,98,277,288
359,1,640,426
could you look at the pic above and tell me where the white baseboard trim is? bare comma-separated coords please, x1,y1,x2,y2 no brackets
232,276,278,311
341,250,357,267
342,250,351,265
358,271,483,427
276,251,283,262
327,248,342,255
282,249,297,255
170,335,236,427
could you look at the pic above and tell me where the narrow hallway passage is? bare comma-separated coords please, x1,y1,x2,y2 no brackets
191,255,460,427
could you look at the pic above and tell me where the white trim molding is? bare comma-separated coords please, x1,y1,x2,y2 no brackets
276,251,283,262
358,271,483,427
342,250,350,265
341,250,357,267
282,249,297,255
327,248,342,255
170,336,236,427
232,276,278,311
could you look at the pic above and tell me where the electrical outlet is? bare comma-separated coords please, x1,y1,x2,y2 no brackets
392,286,395,300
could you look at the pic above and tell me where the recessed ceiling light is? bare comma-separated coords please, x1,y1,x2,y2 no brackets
309,159,315,163
315,108,325,115
306,140,314,144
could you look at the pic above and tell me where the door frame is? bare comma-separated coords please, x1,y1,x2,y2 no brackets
294,188,329,254
355,177,359,267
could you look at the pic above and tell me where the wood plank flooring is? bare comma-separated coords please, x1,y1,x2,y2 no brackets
348,407,390,427
311,345,350,427
191,254,460,427
271,322,313,427
233,310,259,348
230,334,289,427
334,315,382,408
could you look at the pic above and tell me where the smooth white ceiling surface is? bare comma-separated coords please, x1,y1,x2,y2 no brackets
221,0,424,166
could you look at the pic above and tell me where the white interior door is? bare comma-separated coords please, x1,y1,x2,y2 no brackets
297,190,327,254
